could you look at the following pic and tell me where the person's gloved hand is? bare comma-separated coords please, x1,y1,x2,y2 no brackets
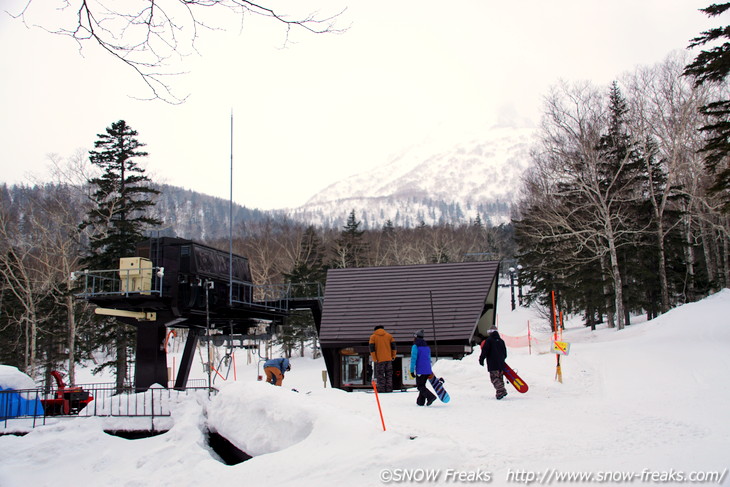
409,371,415,379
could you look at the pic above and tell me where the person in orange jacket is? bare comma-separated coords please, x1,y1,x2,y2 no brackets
263,358,291,386
369,325,397,392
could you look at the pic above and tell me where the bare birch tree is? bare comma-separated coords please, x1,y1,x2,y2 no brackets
0,196,55,377
623,52,713,310
521,81,649,329
41,153,97,385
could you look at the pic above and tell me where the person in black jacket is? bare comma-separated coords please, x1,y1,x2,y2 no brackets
479,326,508,400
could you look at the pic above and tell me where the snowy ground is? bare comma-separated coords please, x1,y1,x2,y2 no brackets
1,288,729,487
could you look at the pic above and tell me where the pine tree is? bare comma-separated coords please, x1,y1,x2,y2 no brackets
81,120,161,269
514,82,646,330
79,120,161,390
333,210,368,268
634,135,688,315
594,82,646,328
0,271,24,368
285,226,328,298
280,226,328,357
684,2,730,212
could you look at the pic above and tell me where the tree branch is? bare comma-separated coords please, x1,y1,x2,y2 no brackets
10,0,347,103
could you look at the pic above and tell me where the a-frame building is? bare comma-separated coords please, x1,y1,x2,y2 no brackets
319,261,500,391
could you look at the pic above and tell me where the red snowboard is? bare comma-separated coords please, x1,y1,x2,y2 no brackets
503,363,528,393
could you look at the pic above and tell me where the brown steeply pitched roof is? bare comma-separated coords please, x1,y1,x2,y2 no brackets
319,261,499,345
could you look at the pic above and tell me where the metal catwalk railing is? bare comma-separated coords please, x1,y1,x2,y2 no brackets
1,380,214,430
73,266,165,298
74,267,323,315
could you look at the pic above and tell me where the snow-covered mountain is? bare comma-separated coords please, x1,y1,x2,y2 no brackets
0,126,535,238
285,126,536,229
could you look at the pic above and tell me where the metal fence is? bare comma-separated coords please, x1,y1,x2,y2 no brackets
1,380,214,430
74,267,324,315
73,265,165,299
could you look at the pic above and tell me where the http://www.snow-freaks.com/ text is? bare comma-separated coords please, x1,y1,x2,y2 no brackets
378,467,728,484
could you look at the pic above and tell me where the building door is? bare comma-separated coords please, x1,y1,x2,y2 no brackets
341,354,365,388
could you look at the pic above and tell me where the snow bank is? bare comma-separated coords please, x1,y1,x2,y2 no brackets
0,288,728,487
207,381,315,456
0,366,36,390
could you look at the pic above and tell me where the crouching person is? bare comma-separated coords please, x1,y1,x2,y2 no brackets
264,357,291,386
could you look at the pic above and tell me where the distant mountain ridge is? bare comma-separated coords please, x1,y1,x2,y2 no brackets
1,126,534,236
150,184,279,240
284,126,535,229
0,183,276,243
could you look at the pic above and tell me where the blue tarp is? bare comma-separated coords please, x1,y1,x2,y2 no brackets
0,365,45,419
0,387,44,419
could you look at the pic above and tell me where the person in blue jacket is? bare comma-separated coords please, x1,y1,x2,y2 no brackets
263,357,291,386
409,329,437,406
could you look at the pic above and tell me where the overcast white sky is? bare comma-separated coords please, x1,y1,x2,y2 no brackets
0,1,719,209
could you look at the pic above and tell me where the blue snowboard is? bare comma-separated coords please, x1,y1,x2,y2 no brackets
428,376,450,403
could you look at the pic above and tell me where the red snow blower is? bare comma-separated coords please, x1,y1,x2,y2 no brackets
41,371,93,415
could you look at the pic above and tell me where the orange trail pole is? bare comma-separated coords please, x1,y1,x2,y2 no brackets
550,291,558,346
371,380,387,431
232,351,237,381
551,291,563,383
527,320,532,355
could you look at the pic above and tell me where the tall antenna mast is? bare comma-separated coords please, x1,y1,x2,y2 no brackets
429,290,439,360
229,110,234,306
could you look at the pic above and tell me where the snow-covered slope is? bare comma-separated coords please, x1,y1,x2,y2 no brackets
286,126,535,228
1,289,728,487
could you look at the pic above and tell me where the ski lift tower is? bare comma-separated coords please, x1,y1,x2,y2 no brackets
74,237,323,391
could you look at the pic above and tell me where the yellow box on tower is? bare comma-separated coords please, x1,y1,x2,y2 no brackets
118,257,153,294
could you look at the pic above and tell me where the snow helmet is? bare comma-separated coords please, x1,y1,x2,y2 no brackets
414,329,425,338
